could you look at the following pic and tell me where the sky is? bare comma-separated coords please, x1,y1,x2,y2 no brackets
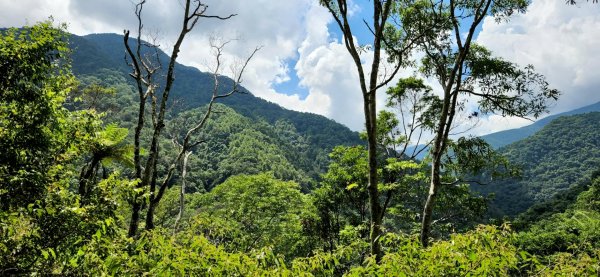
1,0,599,135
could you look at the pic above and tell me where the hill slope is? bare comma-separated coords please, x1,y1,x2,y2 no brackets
472,112,600,217
67,33,364,189
69,33,362,154
406,101,600,160
481,101,600,149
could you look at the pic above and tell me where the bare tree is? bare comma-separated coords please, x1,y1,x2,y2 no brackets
173,150,192,234
124,0,259,237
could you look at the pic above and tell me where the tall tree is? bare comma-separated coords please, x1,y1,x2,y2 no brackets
124,0,258,236
0,22,75,210
0,22,128,274
411,0,560,246
320,0,430,259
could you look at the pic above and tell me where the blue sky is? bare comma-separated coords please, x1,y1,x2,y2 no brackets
273,0,486,110
274,1,376,100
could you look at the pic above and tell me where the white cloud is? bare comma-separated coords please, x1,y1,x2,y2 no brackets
472,115,532,136
3,0,595,134
0,0,371,130
477,0,600,119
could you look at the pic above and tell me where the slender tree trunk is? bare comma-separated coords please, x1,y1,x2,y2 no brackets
78,156,100,197
174,151,192,233
365,89,383,259
420,79,453,246
145,201,156,230
320,0,394,260
129,202,141,237
129,101,146,237
420,164,441,246
145,161,160,231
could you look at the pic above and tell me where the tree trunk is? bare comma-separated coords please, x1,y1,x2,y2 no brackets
78,155,101,201
174,151,192,233
365,92,383,260
420,165,441,247
128,202,141,237
145,201,155,230
419,82,452,246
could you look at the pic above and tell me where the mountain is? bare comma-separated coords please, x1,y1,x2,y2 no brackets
67,33,362,185
66,33,364,190
69,33,362,152
481,101,600,149
513,169,600,229
471,112,600,217
406,101,600,160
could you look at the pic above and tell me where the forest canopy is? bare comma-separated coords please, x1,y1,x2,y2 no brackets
0,0,598,274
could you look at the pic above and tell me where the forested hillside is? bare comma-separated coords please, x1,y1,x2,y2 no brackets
73,68,340,191
70,33,362,155
473,112,600,217
481,101,600,149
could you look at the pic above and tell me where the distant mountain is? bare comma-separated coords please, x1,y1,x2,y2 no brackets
68,33,362,156
406,101,600,160
66,33,364,190
481,101,600,149
472,112,600,217
513,169,600,230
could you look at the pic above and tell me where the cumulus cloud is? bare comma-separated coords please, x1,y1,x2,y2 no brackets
476,0,600,119
0,0,371,130
472,115,532,135
2,0,596,134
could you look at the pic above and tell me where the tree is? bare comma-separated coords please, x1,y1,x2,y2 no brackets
195,173,317,258
409,0,560,246
313,143,490,250
78,123,133,204
313,145,371,250
123,0,259,236
380,76,443,159
320,0,431,259
0,22,132,274
0,22,75,210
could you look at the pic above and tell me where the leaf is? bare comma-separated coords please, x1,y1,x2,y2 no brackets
346,183,359,190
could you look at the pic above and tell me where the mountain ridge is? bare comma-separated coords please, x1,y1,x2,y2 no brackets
481,101,600,149
473,112,600,217
68,32,363,153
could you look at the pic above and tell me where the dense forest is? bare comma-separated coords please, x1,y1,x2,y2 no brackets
474,112,600,217
1,0,599,275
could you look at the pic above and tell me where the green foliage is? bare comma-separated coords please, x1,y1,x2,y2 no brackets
474,112,600,217
519,210,600,256
312,146,371,248
387,77,442,131
194,173,318,258
0,21,75,210
313,145,489,249
481,100,600,149
1,14,598,277
69,32,361,163
465,45,559,119
574,174,600,212
514,175,600,275
218,129,311,186
514,172,598,229
444,137,520,181
350,225,520,276
0,21,136,274
162,105,316,191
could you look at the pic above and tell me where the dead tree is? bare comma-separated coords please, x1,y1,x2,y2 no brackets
124,0,258,237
